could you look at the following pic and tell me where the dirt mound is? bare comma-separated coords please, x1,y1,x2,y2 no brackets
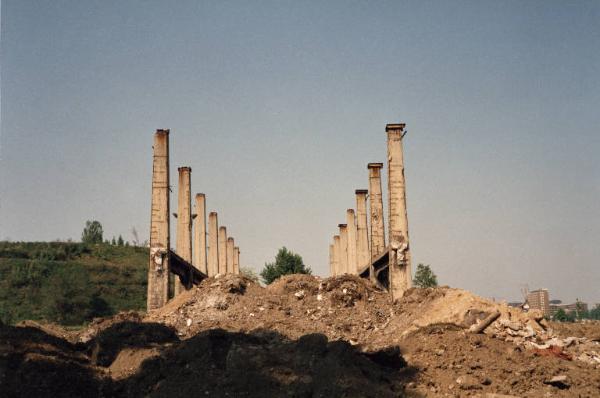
267,273,321,295
401,325,600,397
3,274,600,397
77,310,144,344
115,328,415,397
88,321,178,367
0,322,104,398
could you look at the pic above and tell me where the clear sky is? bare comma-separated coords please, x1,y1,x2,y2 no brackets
1,1,599,304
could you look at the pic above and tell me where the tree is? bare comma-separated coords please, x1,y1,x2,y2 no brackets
589,304,600,320
81,220,103,244
575,299,585,320
111,237,116,245
117,235,124,246
131,227,140,246
412,263,438,288
553,308,576,322
260,247,311,285
553,308,568,322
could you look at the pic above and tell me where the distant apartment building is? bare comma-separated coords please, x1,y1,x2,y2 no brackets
527,289,550,316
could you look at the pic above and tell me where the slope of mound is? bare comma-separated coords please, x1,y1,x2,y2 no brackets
2,274,600,397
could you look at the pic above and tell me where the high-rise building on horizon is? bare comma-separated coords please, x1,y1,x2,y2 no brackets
527,288,550,316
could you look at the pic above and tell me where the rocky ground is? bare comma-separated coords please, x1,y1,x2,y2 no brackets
1,274,599,397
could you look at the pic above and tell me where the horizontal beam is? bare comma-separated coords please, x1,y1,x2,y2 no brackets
169,250,207,288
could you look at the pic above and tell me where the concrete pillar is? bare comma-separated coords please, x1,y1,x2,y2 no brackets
333,235,340,276
346,209,357,275
208,212,219,277
174,167,192,296
193,194,207,274
387,123,412,299
233,246,240,274
218,226,227,275
148,129,170,311
368,163,385,258
226,237,235,274
355,189,369,270
338,224,348,274
329,243,334,276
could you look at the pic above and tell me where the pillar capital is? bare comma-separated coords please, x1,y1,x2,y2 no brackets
195,193,205,198
338,223,347,228
355,189,368,195
367,162,383,169
178,166,192,172
385,123,406,132
155,129,170,135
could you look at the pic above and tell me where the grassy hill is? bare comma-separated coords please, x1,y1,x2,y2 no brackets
0,241,147,325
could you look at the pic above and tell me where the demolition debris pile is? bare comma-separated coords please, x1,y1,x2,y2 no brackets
2,274,599,397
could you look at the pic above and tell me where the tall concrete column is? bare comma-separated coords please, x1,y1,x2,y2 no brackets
226,237,235,274
368,163,385,258
148,129,170,310
338,224,348,274
333,235,340,276
218,226,227,275
329,244,334,276
233,247,240,274
208,212,219,277
355,189,369,270
346,209,358,275
387,123,412,299
193,194,207,274
174,167,192,296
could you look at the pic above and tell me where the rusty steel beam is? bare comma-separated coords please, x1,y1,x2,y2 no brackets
169,250,207,288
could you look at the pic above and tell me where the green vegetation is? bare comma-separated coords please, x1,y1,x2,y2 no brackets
551,304,600,322
412,263,438,288
260,247,311,285
0,241,147,326
81,220,103,244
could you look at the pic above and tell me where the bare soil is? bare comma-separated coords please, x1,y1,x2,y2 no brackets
1,274,599,397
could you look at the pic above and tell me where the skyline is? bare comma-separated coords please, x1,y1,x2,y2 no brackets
1,1,599,304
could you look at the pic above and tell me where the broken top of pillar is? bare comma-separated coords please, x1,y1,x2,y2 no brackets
355,189,368,195
156,129,170,136
178,166,192,172
338,223,347,228
385,123,406,132
367,162,383,169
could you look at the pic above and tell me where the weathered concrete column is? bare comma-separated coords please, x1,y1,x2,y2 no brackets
329,243,334,276
218,226,227,275
148,129,170,310
338,224,348,274
193,194,207,274
226,237,235,274
333,235,340,276
233,246,240,274
387,123,412,299
346,209,358,275
174,167,192,296
355,189,369,270
368,163,385,258
208,212,219,276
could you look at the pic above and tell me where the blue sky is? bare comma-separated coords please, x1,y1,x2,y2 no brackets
1,1,599,303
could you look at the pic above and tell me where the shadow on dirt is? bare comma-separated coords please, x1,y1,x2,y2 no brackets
1,321,423,397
